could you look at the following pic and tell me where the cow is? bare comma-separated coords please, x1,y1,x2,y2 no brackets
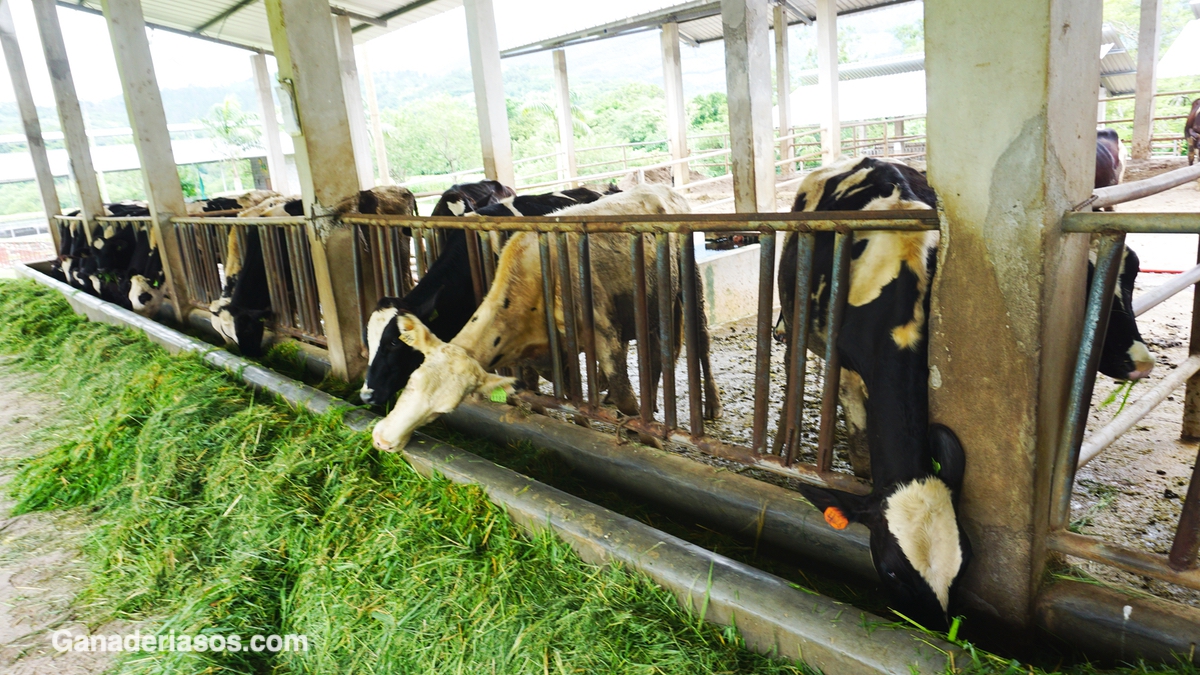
361,188,607,406
123,226,167,317
370,184,722,453
1187,98,1200,166
1095,128,1126,211
185,190,279,215
770,157,970,630
429,180,515,217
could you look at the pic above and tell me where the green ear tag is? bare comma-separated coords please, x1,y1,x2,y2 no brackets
490,387,507,403
931,458,942,474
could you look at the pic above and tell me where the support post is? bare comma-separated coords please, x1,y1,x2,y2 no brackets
1182,238,1200,440
551,49,577,186
333,14,373,188
361,47,391,185
721,0,776,212
30,0,103,224
1131,0,1161,160
265,0,369,380
100,0,193,320
774,4,793,178
926,0,1102,628
815,0,839,164
464,0,515,187
251,52,290,195
0,0,59,246
661,22,689,187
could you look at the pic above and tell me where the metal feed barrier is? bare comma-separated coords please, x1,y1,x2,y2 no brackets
343,210,937,494
1049,163,1200,593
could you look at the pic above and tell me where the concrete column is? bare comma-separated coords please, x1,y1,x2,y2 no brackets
0,0,60,245
721,0,776,212
661,22,689,187
464,0,515,187
774,4,793,178
551,49,577,185
250,52,290,195
30,0,103,224
100,0,193,320
265,0,368,380
1131,0,1161,159
361,47,391,185
333,13,373,188
926,0,1102,628
815,0,839,163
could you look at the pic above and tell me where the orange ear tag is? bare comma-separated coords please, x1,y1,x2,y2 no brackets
823,507,849,530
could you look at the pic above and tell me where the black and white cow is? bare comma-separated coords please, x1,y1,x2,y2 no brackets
123,226,167,316
429,180,515,217
361,187,607,406
210,227,271,357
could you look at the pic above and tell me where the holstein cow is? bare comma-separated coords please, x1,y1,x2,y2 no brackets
361,188,606,406
429,180,515,217
1094,128,1126,211
371,184,721,452
1187,98,1199,166
772,157,970,630
123,227,167,317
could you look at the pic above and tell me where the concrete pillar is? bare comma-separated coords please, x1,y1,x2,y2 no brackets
251,52,290,195
661,22,689,187
265,0,368,380
464,0,515,187
815,0,839,163
0,0,60,245
1131,0,1161,159
551,49,577,186
361,47,391,185
774,4,793,178
925,0,1102,628
30,0,103,224
333,14,373,188
721,0,776,212
100,0,194,321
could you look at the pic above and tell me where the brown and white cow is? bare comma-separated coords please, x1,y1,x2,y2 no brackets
371,184,721,452
1186,98,1200,166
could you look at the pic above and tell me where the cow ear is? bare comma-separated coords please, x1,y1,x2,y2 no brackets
796,484,869,531
396,314,441,354
929,424,966,499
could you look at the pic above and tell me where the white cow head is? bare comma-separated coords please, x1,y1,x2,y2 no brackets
372,314,514,452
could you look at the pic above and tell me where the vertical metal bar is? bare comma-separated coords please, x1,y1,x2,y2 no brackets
299,228,323,337
1168,450,1200,570
655,232,677,428
577,233,600,406
1182,236,1200,439
414,227,428,279
555,232,582,403
387,227,404,297
539,232,565,399
1050,234,1125,530
352,223,366,340
784,233,816,464
260,226,287,329
632,233,654,425
285,225,312,333
816,232,853,471
464,228,486,306
480,231,497,290
751,230,777,450
682,230,703,435
368,226,385,299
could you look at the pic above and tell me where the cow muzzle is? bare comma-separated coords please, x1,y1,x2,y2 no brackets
1127,342,1155,381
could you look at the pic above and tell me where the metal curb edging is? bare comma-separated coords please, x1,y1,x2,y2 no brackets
16,265,958,674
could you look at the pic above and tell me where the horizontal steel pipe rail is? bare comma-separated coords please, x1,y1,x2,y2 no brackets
1134,263,1200,316
1064,211,1200,234
1048,530,1200,591
1085,163,1200,210
171,215,308,226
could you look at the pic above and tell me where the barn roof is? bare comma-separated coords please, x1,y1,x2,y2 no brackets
500,0,915,58
1100,25,1136,96
58,0,459,53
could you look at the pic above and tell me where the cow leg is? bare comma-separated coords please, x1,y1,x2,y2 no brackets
839,369,871,479
595,316,639,416
695,291,722,421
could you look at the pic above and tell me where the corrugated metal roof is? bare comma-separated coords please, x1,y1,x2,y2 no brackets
792,53,923,86
61,0,460,53
1100,25,1136,96
501,0,918,58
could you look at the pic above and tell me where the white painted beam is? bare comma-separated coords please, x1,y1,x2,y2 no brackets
333,13,373,188
265,0,368,380
774,4,792,178
30,0,103,224
250,52,290,195
464,0,515,187
815,0,839,164
361,47,391,185
721,0,775,212
552,49,577,186
661,22,689,187
1132,0,1161,159
0,0,60,245
99,0,193,320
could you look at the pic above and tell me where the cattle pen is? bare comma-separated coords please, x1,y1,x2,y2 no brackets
6,0,1200,672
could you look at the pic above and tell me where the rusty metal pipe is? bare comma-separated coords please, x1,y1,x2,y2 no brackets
784,233,816,464
480,230,496,291
682,231,704,436
632,234,654,426
538,233,565,399
751,231,777,450
413,227,428,280
555,232,583,403
464,229,485,307
656,232,677,427
577,234,600,406
1169,448,1200,571
816,232,852,470
1049,530,1200,591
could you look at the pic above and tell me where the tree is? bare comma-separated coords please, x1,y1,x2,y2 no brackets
892,19,923,54
199,96,261,193
689,92,727,129
382,96,482,179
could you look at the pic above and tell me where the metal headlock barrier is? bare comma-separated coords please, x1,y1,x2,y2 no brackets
169,215,327,347
1049,165,1200,593
342,210,938,494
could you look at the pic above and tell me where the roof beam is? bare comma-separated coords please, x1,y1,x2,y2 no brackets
58,1,267,53
331,5,385,27
350,0,441,33
194,0,257,33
